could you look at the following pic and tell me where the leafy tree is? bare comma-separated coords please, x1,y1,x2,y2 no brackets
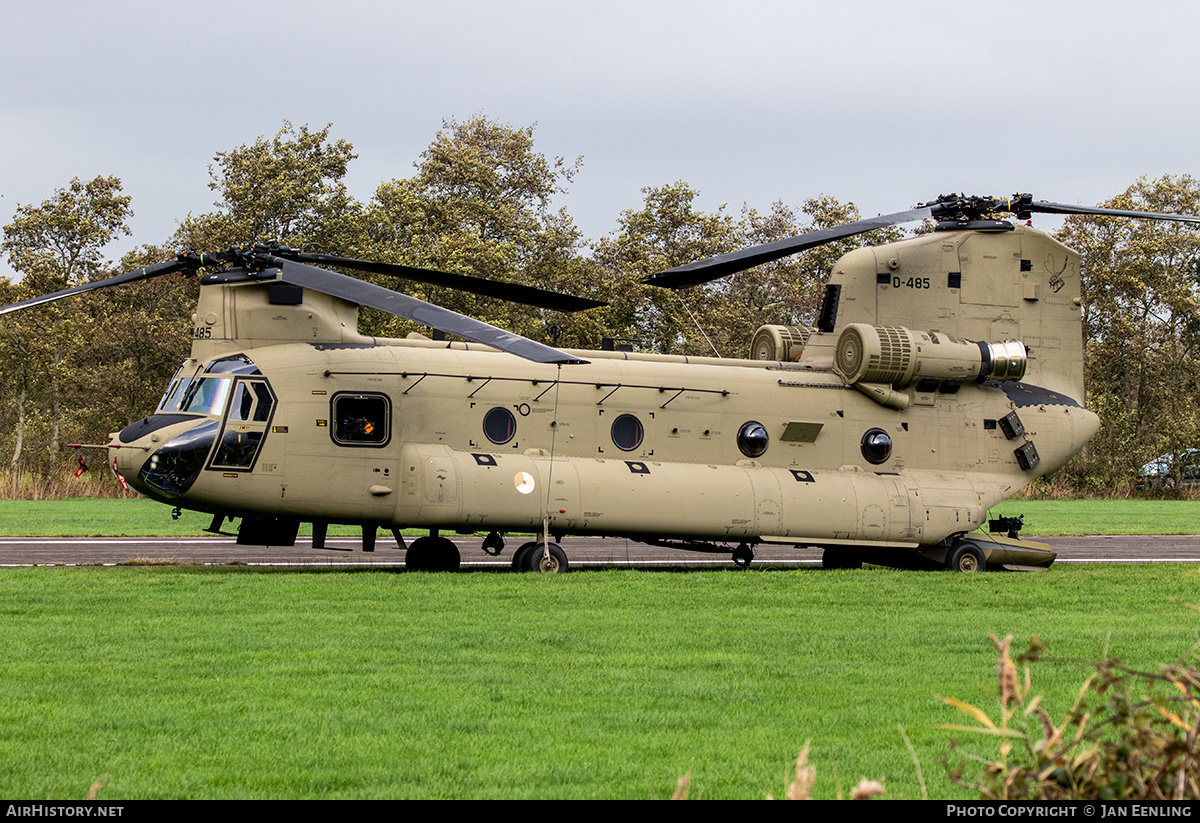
1057,174,1200,488
0,275,31,478
592,188,903,358
174,121,361,253
1,176,132,475
75,244,196,432
3,175,132,291
362,116,590,344
591,181,742,355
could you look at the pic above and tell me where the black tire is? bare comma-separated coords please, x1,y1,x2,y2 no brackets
511,541,539,571
731,543,755,567
432,537,461,571
405,537,430,571
946,542,986,572
525,542,568,573
822,549,862,570
406,536,461,571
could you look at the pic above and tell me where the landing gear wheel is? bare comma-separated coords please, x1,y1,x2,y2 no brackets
731,543,755,567
946,541,986,573
480,531,504,556
405,536,461,571
524,543,568,573
511,541,540,571
822,549,862,570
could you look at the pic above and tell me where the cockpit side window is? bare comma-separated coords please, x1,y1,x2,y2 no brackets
224,380,276,423
209,378,276,471
251,382,273,422
228,383,255,422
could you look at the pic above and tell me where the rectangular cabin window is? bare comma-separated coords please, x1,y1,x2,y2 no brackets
331,393,391,447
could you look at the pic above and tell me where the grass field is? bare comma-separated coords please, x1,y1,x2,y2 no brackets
989,498,1200,536
0,499,360,537
2,496,1198,537
1,563,1197,799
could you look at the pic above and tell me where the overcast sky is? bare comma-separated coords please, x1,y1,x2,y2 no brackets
3,0,1198,280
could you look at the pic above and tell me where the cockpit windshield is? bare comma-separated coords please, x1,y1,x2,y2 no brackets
155,355,264,417
156,360,201,413
178,377,234,416
205,354,261,375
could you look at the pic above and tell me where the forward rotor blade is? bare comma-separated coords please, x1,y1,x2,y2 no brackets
284,252,605,312
1026,200,1200,224
0,257,191,317
271,258,587,365
644,206,933,289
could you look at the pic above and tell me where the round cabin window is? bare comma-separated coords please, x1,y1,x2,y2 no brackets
483,407,516,445
611,414,644,451
737,421,769,458
861,428,892,464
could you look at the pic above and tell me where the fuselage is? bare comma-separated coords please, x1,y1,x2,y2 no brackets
113,333,1099,549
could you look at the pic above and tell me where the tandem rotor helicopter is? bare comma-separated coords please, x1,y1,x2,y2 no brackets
5,192,1199,572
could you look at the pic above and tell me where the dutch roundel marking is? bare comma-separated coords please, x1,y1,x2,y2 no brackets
514,471,536,494
625,461,650,474
472,453,497,467
790,469,815,483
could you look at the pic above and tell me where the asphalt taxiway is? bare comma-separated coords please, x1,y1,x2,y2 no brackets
1,534,1197,568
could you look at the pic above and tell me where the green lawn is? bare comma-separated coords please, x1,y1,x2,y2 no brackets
1,564,1196,799
988,498,1200,536
1,497,1196,537
0,499,361,537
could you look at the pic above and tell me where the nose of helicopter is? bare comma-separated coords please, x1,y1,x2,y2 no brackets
112,414,219,498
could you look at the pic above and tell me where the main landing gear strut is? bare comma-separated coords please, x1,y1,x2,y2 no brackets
510,541,569,573
404,530,462,572
731,542,755,567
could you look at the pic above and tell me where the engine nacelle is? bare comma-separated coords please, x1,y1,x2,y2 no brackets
749,324,811,361
834,323,1026,388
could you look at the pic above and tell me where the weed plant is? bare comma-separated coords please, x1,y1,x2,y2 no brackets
943,634,1200,799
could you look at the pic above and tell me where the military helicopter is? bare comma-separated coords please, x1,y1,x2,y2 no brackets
4,192,1198,572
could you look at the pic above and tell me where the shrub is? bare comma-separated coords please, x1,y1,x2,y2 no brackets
942,634,1200,800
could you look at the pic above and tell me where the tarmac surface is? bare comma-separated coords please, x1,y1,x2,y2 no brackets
1,533,1198,568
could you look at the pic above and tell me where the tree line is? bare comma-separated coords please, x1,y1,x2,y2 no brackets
2,116,1197,494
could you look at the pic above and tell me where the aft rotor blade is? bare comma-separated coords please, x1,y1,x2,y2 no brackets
272,258,588,365
0,257,191,317
644,206,933,289
1026,200,1200,224
287,252,605,313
